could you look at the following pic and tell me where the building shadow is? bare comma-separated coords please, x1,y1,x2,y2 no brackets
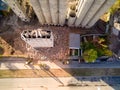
66,76,120,89
94,19,107,34
51,59,120,89
0,57,26,71
26,64,43,77
39,64,64,85
0,46,4,55
4,62,19,71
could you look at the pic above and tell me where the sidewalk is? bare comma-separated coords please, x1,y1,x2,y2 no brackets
0,57,120,70
0,77,119,90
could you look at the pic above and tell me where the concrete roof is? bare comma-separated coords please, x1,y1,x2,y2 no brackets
69,33,80,49
21,30,54,48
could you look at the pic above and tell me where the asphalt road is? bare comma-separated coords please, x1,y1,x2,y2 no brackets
0,76,120,90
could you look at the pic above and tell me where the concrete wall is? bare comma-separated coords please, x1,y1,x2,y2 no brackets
67,17,76,26
67,1,77,26
29,0,46,25
49,0,59,25
87,0,116,28
59,0,68,25
76,0,84,11
81,0,105,28
75,0,94,27
39,0,52,24
67,8,75,26
5,0,29,22
5,0,116,28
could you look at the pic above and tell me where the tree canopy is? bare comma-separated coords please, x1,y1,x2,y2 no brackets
109,0,120,14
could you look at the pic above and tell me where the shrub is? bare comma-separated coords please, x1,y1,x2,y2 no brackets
83,49,98,63
81,35,113,63
103,49,113,56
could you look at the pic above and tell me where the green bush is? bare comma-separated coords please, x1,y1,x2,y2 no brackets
81,35,113,63
96,48,104,57
81,42,96,51
109,0,120,14
103,49,113,56
83,49,98,63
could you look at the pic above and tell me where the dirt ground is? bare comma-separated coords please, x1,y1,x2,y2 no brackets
0,13,101,63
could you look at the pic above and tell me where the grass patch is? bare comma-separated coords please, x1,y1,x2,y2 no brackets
0,69,71,78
